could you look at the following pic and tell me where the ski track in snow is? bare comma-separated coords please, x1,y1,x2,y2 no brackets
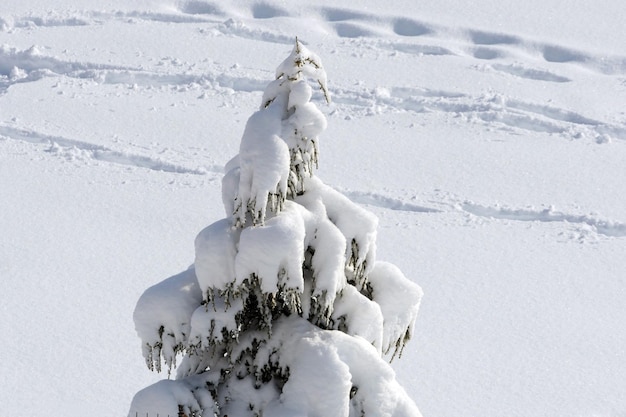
331,86,626,142
0,125,214,175
0,45,268,93
462,202,626,238
340,190,442,213
339,189,626,240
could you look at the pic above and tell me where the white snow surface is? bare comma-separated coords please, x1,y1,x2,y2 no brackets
1,0,626,416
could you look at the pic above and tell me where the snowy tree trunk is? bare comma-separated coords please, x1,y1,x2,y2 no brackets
129,39,424,417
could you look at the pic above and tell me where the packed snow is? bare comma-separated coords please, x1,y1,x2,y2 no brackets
1,0,625,416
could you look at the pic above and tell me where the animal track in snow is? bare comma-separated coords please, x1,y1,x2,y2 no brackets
333,22,381,39
462,202,626,238
541,45,587,64
392,18,433,37
320,7,368,23
179,1,223,16
251,3,289,19
469,30,520,46
460,24,625,74
5,3,625,76
200,3,626,75
472,47,508,60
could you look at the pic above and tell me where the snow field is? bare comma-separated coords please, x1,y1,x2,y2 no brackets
1,1,625,416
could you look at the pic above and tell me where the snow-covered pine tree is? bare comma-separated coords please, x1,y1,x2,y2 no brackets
129,39,424,417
